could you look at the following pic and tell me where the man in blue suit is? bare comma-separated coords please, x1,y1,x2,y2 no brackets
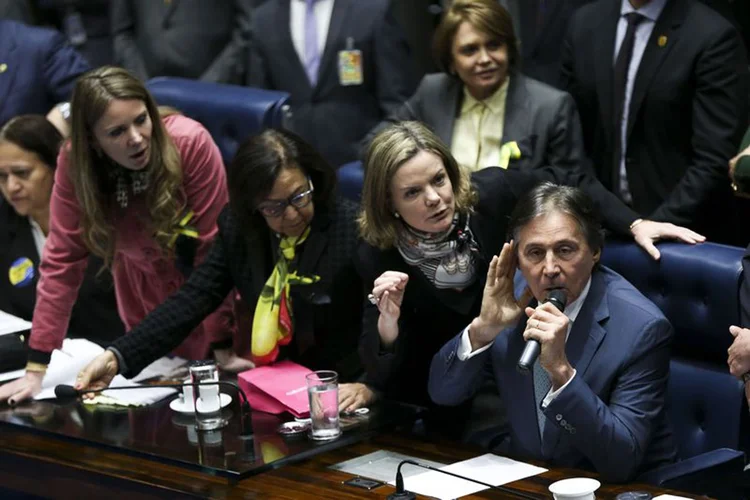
0,20,90,128
428,182,676,482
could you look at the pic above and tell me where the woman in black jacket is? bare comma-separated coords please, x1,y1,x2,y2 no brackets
75,129,369,411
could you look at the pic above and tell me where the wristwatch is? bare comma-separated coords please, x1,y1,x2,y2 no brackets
57,102,72,122
742,372,750,384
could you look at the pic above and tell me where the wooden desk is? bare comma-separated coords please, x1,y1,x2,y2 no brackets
0,410,700,499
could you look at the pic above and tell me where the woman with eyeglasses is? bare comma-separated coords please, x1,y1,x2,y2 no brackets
74,128,371,412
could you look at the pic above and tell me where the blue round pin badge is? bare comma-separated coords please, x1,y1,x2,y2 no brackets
9,257,35,287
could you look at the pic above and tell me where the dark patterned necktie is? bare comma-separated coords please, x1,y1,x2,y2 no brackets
612,12,644,198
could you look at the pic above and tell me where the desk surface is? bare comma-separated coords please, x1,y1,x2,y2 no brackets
0,396,418,480
0,402,700,499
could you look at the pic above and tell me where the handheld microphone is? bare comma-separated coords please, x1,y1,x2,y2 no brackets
55,381,253,437
386,459,540,500
517,289,567,373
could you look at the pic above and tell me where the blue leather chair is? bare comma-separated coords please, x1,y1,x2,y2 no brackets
602,240,746,495
146,77,291,166
337,160,364,201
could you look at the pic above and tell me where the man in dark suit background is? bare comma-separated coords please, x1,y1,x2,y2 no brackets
561,0,749,244
0,19,90,128
247,0,416,168
499,0,595,89
111,0,253,84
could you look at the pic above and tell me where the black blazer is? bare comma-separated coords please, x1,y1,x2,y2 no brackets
356,167,597,406
0,201,124,346
247,0,415,167
112,198,364,380
364,73,587,174
561,0,749,241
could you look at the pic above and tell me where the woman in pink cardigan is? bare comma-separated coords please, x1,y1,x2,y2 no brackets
0,66,240,404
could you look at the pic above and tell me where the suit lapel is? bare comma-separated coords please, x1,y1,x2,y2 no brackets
0,25,19,111
594,1,621,143
315,0,351,94
162,0,179,27
501,75,530,145
503,310,545,456
277,1,313,94
0,206,40,316
297,209,330,277
435,79,462,146
544,270,609,459
626,0,685,140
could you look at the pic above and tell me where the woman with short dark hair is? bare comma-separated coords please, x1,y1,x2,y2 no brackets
364,0,582,174
74,129,369,411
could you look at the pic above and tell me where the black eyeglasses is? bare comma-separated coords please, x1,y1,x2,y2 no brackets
256,178,314,218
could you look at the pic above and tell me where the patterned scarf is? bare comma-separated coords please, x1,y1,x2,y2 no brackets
252,227,320,365
109,167,150,208
395,213,478,289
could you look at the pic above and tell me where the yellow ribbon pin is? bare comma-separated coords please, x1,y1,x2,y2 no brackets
658,36,667,48
0,63,7,74
499,141,522,169
168,210,199,247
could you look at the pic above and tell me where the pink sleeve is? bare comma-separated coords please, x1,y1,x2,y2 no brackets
174,119,237,345
29,147,90,355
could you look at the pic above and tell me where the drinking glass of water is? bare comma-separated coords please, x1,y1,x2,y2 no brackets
305,370,341,440
189,360,227,431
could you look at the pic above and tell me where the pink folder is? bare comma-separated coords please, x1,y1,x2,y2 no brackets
237,361,312,418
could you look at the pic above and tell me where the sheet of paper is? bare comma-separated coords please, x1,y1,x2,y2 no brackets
397,454,548,500
0,369,25,383
0,309,32,336
131,355,188,383
34,338,177,404
35,338,106,400
401,469,488,499
329,449,446,483
443,453,548,486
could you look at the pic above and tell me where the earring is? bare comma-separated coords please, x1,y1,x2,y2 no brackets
394,212,400,219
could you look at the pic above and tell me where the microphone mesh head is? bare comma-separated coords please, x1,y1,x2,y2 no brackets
546,289,568,311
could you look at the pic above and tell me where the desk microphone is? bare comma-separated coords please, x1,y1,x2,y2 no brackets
386,459,540,500
517,289,567,372
54,381,253,437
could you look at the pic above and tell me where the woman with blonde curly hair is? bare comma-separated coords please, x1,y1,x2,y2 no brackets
0,66,238,404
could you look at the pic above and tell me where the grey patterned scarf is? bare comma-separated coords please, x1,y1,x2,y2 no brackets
395,213,478,289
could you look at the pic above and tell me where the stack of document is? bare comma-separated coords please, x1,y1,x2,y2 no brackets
332,450,548,500
0,309,32,336
31,338,180,406
393,454,548,500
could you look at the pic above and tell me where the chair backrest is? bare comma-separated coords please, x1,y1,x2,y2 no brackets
146,77,291,165
601,240,746,459
337,161,364,201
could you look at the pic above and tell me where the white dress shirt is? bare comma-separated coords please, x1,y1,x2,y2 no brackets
614,0,668,203
28,216,46,259
290,0,335,66
458,277,592,404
